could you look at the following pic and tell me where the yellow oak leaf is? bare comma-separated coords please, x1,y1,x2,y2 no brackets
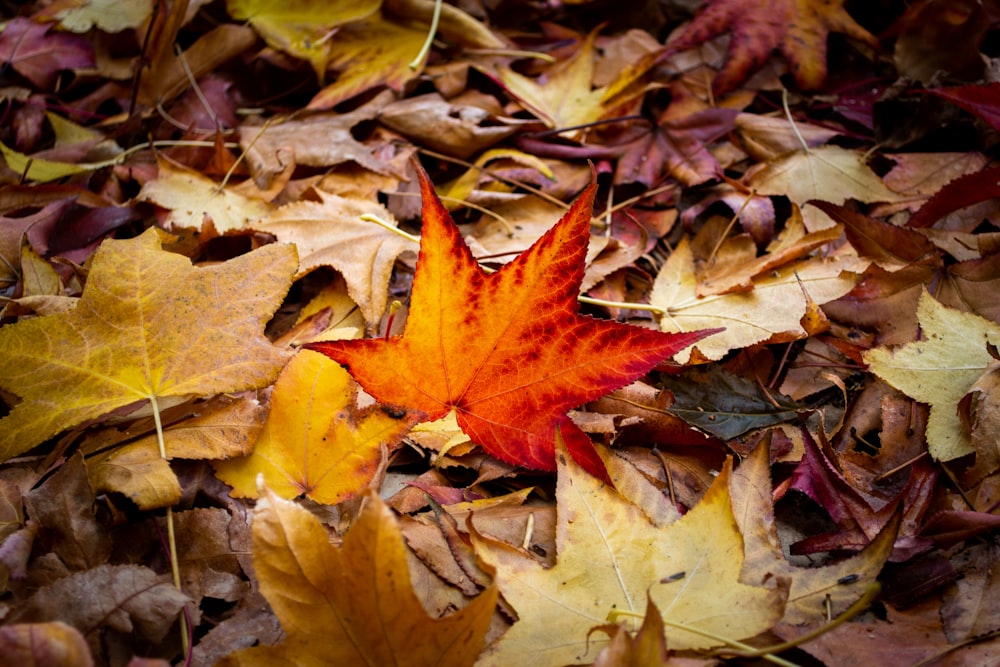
863,290,1000,461
651,236,866,362
0,227,297,462
472,437,786,665
219,485,498,667
213,350,420,504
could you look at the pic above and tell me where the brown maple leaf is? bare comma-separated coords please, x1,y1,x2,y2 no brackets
307,167,717,482
668,0,878,93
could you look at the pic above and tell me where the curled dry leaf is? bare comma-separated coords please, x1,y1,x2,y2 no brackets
220,485,497,667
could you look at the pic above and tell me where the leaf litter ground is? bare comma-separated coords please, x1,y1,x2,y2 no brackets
2,1,1000,665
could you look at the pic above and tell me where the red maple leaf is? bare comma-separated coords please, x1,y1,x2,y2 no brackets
307,167,717,483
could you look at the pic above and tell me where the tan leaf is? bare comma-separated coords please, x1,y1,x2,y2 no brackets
747,146,909,228
137,155,273,232
251,191,416,325
220,486,497,666
731,439,897,625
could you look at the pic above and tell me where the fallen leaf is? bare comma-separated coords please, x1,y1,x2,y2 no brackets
46,0,152,33
250,190,416,326
660,366,805,441
923,83,1000,133
747,146,908,229
864,289,1000,461
0,227,297,461
906,165,1000,229
0,18,95,90
307,167,714,482
942,538,1000,643
137,155,273,232
219,486,497,667
307,12,430,109
0,621,94,667
651,236,864,362
237,95,392,190
732,439,897,625
9,564,190,658
590,597,671,667
225,0,380,78
214,350,419,504
667,0,877,93
471,438,786,665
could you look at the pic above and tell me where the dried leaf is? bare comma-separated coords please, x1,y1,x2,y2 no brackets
0,621,94,667
864,290,1000,461
667,0,876,93
472,438,786,665
0,228,297,461
220,486,497,666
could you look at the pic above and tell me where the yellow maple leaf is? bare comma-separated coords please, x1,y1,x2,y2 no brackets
651,236,866,362
219,485,498,667
472,437,786,665
214,350,419,504
0,228,297,462
864,290,1000,461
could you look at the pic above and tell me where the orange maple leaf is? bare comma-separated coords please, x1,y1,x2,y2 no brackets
307,168,717,482
669,0,877,93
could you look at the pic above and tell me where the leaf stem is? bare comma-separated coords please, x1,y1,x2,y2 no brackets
409,0,443,70
150,394,190,656
359,214,421,244
578,294,665,314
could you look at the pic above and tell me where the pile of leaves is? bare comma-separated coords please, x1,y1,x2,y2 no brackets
2,0,1000,664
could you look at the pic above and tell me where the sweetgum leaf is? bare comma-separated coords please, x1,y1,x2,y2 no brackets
220,486,497,667
0,228,297,462
307,166,716,483
667,0,876,93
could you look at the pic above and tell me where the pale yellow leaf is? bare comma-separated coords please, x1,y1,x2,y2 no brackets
651,237,866,362
863,290,1000,461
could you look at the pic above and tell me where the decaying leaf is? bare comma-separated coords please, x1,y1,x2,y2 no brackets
471,437,786,665
220,485,497,667
308,167,715,482
0,621,94,667
0,227,297,461
214,350,419,504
